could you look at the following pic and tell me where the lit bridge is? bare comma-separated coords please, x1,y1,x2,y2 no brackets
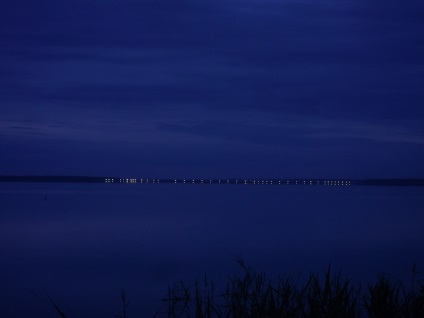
0,176,421,186
105,178,353,186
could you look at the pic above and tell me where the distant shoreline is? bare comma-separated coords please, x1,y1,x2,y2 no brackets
1,175,424,186
0,175,110,183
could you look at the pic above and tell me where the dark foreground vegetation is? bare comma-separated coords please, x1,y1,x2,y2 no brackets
52,260,424,318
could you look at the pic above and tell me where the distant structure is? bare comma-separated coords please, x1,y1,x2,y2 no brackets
107,178,424,187
1,176,423,186
109,178,353,186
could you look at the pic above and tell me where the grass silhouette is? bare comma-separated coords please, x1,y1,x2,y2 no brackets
159,259,424,318
49,260,424,317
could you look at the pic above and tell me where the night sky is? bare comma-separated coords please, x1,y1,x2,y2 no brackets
2,0,424,179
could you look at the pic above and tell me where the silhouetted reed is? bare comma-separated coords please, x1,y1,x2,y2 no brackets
159,260,424,318
49,261,424,317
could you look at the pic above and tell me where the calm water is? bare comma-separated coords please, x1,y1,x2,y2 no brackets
1,183,424,317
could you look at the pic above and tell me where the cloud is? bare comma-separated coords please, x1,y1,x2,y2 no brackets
2,0,423,120
1,0,423,177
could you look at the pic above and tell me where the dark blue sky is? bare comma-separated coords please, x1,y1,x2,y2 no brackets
1,0,424,178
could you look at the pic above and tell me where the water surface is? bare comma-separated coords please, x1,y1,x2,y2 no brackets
1,183,423,317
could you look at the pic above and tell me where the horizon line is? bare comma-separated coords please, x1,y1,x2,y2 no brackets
1,175,424,187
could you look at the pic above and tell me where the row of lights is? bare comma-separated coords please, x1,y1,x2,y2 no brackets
140,179,159,183
105,178,161,183
323,180,352,186
111,178,160,183
174,179,234,184
106,178,352,186
242,180,352,186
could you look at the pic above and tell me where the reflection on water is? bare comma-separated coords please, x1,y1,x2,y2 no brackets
1,183,423,317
